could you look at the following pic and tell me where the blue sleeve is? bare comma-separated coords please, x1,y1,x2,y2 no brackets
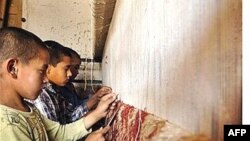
66,102,89,123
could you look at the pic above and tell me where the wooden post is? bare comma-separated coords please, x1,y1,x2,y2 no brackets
0,0,7,27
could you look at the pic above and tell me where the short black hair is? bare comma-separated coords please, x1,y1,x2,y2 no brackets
44,40,72,66
0,27,47,65
64,46,81,60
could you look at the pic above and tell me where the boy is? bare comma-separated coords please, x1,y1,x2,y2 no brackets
58,45,112,109
59,46,85,107
32,40,111,124
0,27,116,140
62,46,112,132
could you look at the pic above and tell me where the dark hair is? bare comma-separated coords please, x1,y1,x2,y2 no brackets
44,40,72,66
64,46,81,60
0,27,47,65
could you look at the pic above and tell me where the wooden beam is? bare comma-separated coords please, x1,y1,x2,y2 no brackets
7,0,22,27
0,0,7,27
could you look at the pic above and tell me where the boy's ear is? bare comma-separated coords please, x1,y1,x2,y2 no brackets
7,59,18,78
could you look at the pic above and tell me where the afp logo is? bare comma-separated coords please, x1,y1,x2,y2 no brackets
224,125,250,141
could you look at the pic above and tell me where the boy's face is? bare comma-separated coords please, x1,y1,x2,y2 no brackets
47,56,72,86
70,58,81,81
17,49,49,100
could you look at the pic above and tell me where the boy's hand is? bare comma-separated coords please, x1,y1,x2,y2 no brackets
95,93,117,118
85,126,110,141
84,93,117,129
86,86,112,110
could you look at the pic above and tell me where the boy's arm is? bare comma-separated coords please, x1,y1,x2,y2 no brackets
43,93,116,141
66,100,89,122
67,86,112,123
43,115,91,141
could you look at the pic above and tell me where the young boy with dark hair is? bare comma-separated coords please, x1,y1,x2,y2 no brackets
62,46,111,109
64,46,81,82
0,27,116,140
32,40,112,125
59,46,84,107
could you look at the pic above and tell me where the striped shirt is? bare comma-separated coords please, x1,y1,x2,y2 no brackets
31,83,89,124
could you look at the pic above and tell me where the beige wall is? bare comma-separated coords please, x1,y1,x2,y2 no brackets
21,0,103,97
22,0,92,58
102,0,242,141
